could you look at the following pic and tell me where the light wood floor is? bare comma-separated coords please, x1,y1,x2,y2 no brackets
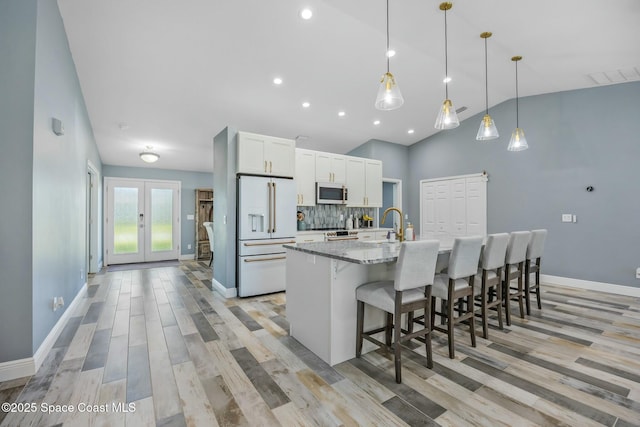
1,260,640,426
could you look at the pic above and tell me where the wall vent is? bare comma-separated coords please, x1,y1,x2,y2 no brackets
587,66,640,85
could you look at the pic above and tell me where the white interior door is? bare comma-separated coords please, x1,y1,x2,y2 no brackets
105,178,180,265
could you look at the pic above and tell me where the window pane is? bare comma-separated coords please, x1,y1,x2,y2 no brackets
114,187,138,254
151,188,173,251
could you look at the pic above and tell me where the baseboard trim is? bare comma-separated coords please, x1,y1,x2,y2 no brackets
0,358,35,383
541,274,640,297
212,278,237,298
0,282,88,382
33,282,88,372
179,254,196,261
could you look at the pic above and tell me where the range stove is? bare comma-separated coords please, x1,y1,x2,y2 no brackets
324,229,359,241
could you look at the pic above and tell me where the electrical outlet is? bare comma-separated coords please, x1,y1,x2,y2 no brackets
187,244,192,249
53,296,65,311
636,268,640,279
561,214,572,223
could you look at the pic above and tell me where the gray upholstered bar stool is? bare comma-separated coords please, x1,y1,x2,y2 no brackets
474,233,509,339
503,231,531,325
429,236,483,359
355,240,440,383
525,229,547,314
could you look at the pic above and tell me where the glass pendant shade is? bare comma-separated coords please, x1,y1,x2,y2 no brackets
434,99,460,129
375,72,404,110
476,114,499,140
507,127,528,151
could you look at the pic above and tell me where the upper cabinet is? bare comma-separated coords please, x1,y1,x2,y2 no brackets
237,131,295,178
294,147,383,208
346,157,382,207
315,152,346,183
295,149,316,206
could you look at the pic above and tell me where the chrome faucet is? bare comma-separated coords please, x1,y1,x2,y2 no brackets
381,207,404,242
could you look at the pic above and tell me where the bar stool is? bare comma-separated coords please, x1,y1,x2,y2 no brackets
429,236,483,359
525,229,547,314
503,231,531,326
474,233,509,339
356,240,440,383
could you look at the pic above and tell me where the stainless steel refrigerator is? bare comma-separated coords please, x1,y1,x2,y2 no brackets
237,175,296,297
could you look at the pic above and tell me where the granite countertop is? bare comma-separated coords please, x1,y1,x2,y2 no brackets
283,240,401,264
296,227,392,235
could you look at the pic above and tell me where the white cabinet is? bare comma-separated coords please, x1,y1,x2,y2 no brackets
315,152,346,183
296,233,324,243
346,157,383,207
357,231,375,241
237,131,295,177
420,173,487,242
295,149,316,206
364,159,383,207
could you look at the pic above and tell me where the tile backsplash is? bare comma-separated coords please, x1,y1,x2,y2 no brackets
296,204,377,230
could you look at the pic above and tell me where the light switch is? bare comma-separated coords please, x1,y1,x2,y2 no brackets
561,214,572,223
187,214,194,220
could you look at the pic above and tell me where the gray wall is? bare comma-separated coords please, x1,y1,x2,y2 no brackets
407,82,640,288
0,0,103,361
213,127,238,290
0,0,38,363
32,0,103,353
102,166,213,257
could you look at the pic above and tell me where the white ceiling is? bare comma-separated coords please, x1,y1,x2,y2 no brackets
57,0,640,172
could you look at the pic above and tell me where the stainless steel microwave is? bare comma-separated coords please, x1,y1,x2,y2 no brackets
316,182,348,204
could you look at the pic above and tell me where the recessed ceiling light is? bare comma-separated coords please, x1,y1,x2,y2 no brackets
300,8,313,20
386,49,396,58
443,76,452,83
338,111,346,117
302,101,310,108
373,120,381,125
273,77,283,85
407,129,415,134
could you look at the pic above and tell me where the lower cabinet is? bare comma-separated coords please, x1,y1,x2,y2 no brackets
296,233,325,243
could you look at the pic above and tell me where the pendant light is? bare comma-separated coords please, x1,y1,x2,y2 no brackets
476,32,499,140
375,0,403,110
434,2,459,129
507,55,529,151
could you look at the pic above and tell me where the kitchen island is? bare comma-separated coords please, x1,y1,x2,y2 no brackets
284,240,448,366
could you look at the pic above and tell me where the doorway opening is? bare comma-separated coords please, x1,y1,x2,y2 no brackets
379,178,402,229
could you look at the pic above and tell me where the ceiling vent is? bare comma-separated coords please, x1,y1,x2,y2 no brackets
587,67,640,85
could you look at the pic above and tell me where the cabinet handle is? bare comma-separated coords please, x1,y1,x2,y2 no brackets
301,194,304,204
243,256,286,263
270,161,273,173
264,160,268,173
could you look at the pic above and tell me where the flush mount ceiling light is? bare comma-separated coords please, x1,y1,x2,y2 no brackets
476,31,499,141
300,8,313,20
375,0,404,111
434,2,460,130
139,146,159,163
508,55,529,151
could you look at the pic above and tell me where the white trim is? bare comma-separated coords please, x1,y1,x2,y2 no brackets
179,253,196,261
541,274,640,297
419,171,488,184
0,358,35,383
213,278,237,298
33,282,88,371
0,282,88,382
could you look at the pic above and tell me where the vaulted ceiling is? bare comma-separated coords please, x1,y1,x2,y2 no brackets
57,0,640,172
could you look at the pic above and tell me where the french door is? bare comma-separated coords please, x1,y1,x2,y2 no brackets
105,178,180,265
